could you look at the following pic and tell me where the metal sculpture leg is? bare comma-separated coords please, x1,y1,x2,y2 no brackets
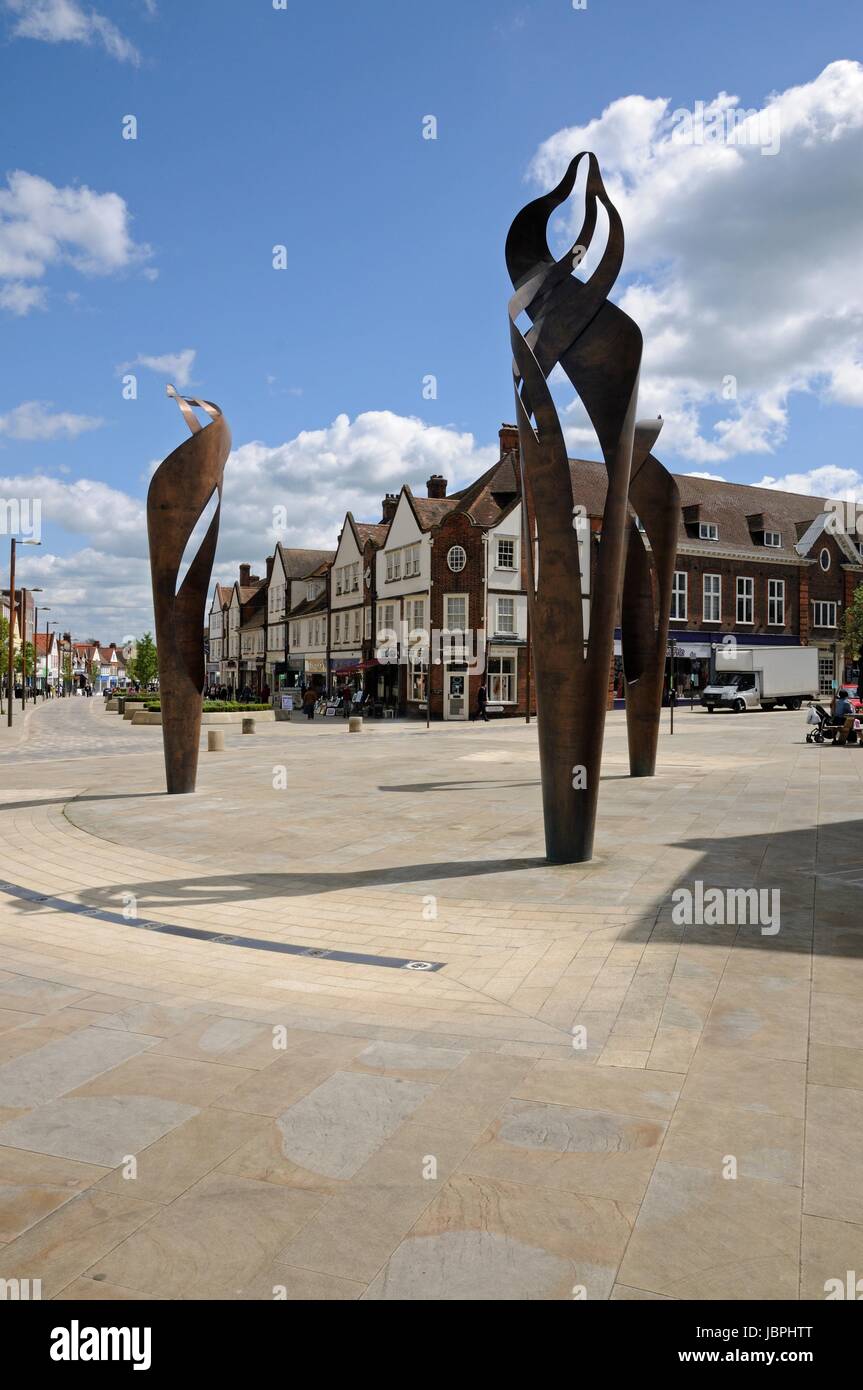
507,153,643,863
621,422,680,777
147,386,230,794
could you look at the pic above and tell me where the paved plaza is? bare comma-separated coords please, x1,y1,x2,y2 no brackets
0,696,861,1300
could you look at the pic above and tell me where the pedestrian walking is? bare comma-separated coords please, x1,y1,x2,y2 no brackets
471,681,490,722
303,686,317,720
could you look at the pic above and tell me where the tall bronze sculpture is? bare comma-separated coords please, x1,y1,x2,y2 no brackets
506,152,675,862
147,385,230,794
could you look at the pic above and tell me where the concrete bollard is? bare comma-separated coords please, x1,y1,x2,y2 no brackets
348,716,363,733
208,729,225,752
241,717,255,735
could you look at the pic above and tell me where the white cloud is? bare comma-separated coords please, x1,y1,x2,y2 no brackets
0,170,153,314
0,471,145,554
217,410,497,560
0,400,103,440
684,470,727,482
528,61,863,465
0,281,46,314
119,349,196,389
4,0,140,64
16,546,153,642
755,464,863,500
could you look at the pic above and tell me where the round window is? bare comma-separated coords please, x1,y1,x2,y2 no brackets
447,545,467,573
820,547,831,571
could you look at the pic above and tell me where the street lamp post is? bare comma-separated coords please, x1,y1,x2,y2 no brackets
21,587,43,710
6,537,41,729
45,618,56,696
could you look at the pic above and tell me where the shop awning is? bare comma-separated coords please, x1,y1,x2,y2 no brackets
337,658,379,676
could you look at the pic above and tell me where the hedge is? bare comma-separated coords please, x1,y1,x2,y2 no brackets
143,701,271,713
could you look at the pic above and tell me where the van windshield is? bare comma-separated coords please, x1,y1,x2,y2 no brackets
713,673,755,689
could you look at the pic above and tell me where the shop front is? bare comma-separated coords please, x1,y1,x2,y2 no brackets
331,653,363,694
304,655,327,692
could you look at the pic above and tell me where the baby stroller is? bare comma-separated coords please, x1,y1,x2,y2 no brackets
806,704,836,743
806,703,859,745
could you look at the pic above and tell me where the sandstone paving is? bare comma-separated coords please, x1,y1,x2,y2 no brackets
0,696,861,1298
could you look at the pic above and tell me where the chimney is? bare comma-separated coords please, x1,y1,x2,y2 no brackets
382,493,399,524
499,423,520,457
266,554,275,582
239,563,251,588
426,474,447,499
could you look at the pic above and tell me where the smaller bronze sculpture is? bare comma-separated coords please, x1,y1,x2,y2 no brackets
147,385,230,794
621,422,680,777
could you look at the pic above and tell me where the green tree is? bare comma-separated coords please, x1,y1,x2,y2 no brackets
843,584,863,666
133,632,158,687
15,641,35,682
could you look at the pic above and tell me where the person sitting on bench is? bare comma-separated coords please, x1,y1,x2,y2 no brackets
833,690,858,744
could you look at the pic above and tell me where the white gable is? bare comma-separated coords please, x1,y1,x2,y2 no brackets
385,491,423,548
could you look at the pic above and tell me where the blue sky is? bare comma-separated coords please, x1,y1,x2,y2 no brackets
1,0,862,637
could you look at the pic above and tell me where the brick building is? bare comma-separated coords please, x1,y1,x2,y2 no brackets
207,424,863,718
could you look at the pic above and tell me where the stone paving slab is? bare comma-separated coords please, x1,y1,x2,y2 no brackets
0,696,861,1299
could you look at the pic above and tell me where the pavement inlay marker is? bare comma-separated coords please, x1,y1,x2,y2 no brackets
0,880,445,972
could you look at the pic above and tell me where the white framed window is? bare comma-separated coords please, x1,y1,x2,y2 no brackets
445,594,467,630
353,610,361,642
404,544,421,577
699,522,719,541
736,576,754,624
819,548,831,572
351,562,360,591
496,596,515,633
488,652,517,703
670,571,687,621
334,613,341,643
818,652,834,695
703,574,721,623
335,568,344,596
768,579,785,626
409,662,427,702
291,623,299,647
496,537,516,570
406,597,425,635
812,601,837,627
764,531,782,547
447,545,467,573
364,606,372,640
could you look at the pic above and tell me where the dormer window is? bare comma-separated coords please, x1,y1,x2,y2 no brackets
699,522,719,541
763,531,782,547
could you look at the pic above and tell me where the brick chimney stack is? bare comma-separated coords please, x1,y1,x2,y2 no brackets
499,423,520,457
265,555,275,582
239,563,251,588
426,475,448,499
382,493,399,524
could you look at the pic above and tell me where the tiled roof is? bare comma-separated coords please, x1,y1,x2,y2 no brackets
567,458,852,563
408,493,461,529
276,545,336,579
289,591,328,619
354,521,389,547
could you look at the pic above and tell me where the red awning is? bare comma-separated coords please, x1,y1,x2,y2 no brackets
338,659,379,676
